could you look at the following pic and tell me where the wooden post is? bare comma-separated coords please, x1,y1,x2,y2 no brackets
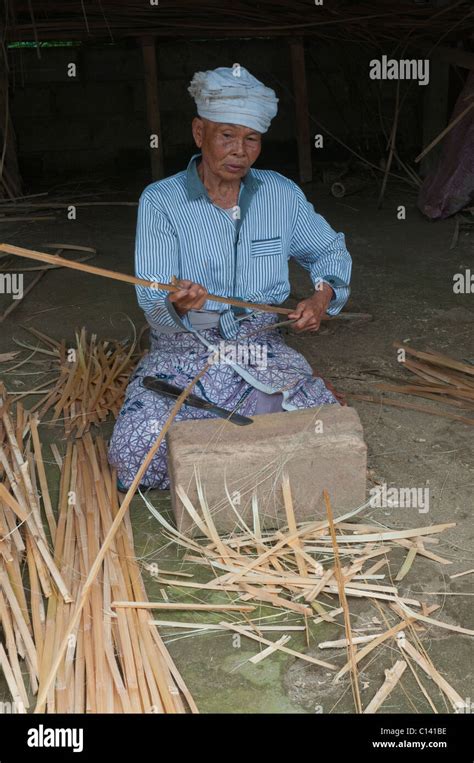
141,36,164,180
420,0,451,177
289,37,312,184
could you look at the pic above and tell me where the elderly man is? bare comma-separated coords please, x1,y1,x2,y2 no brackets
109,66,352,490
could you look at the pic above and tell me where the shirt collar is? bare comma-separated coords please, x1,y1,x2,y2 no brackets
185,153,262,201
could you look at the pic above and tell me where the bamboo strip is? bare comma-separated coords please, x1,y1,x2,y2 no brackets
0,484,72,602
29,415,56,537
324,490,362,713
450,568,474,579
0,567,38,676
282,473,307,578
363,660,407,713
111,601,256,613
334,618,414,683
349,393,474,425
0,643,26,712
319,634,379,649
240,584,312,615
150,620,305,632
397,603,474,636
219,621,336,669
399,639,466,711
249,635,291,664
0,591,30,709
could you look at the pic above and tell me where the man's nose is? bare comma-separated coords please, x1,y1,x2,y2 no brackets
231,139,245,156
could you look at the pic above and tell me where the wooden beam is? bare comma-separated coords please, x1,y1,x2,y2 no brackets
141,36,164,181
289,38,312,184
419,1,451,176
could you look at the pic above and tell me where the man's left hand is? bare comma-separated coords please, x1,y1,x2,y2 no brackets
288,283,334,332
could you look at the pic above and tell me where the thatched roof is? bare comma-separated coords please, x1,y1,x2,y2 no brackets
6,0,474,43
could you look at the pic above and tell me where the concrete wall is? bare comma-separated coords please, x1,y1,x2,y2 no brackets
10,38,422,181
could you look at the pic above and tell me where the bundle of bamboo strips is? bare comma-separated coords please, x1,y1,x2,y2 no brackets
388,343,474,410
350,343,474,425
5,326,142,437
0,392,197,713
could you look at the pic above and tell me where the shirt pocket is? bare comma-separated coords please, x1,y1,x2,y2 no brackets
250,236,282,257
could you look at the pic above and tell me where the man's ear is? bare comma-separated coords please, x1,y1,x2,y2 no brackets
192,117,204,148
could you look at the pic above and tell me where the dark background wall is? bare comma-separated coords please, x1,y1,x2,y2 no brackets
10,38,425,184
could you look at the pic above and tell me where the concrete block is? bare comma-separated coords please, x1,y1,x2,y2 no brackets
167,405,367,536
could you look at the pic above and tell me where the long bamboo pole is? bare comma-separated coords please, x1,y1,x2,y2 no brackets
0,243,366,321
0,243,292,315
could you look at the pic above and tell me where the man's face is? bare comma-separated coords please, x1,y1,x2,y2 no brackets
192,118,262,180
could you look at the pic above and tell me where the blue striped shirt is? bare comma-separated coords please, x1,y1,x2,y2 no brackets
135,153,352,337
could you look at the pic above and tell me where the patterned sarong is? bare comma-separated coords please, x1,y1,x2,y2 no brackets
108,313,338,488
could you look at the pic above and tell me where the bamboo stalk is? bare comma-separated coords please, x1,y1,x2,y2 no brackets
324,490,362,713
0,243,292,315
0,242,366,322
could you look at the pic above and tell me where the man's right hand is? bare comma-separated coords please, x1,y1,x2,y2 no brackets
169,279,208,316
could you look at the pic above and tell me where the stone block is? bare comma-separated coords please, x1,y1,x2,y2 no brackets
166,405,367,536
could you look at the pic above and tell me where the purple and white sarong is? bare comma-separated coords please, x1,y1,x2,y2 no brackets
108,312,338,489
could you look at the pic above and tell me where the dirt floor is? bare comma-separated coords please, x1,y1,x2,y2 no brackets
0,174,473,713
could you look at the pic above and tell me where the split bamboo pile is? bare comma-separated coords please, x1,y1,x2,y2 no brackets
142,474,471,713
6,326,142,437
144,474,455,614
0,391,197,713
351,344,474,426
389,343,474,411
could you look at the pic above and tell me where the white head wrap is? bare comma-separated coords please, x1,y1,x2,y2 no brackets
188,66,278,134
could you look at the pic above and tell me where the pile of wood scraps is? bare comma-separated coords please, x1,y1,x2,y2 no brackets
141,474,471,713
2,325,142,436
350,343,474,426
0,391,196,712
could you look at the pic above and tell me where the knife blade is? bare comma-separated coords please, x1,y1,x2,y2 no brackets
142,376,253,426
